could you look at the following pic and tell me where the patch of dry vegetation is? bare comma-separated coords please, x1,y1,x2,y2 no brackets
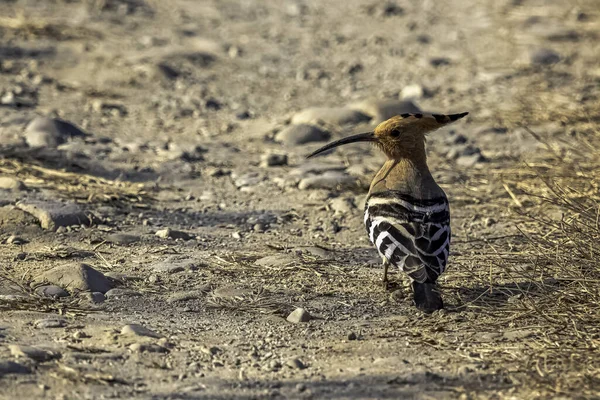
446,104,600,397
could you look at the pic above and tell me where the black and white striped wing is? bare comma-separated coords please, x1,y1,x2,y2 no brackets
364,192,450,283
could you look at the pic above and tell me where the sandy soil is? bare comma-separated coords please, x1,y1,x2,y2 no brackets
0,0,599,399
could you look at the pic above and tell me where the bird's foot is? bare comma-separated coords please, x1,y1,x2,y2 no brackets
382,279,391,291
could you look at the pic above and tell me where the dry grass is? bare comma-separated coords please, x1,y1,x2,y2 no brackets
440,106,600,396
0,154,153,207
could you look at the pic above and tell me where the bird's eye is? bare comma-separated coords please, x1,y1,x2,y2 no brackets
390,129,401,138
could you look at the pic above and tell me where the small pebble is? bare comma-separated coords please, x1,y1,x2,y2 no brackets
121,324,162,338
287,308,311,323
0,177,26,191
34,285,69,298
6,235,27,245
260,153,288,167
34,318,67,329
530,48,560,66
286,358,307,370
106,233,141,245
155,228,193,240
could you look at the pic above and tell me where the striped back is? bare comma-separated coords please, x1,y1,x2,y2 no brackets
364,191,451,283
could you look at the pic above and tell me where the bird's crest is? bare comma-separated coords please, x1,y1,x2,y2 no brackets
375,112,469,138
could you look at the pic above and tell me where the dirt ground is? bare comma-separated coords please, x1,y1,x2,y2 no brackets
1,0,600,399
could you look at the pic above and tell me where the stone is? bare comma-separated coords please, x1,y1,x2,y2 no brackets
150,256,198,273
255,254,296,268
0,91,16,106
232,172,264,189
445,145,475,159
24,116,87,148
34,318,67,328
430,57,451,67
275,124,330,146
348,332,358,341
287,308,311,323
530,48,560,66
503,329,535,341
456,153,486,167
298,171,357,190
121,324,162,338
90,100,127,116
155,228,193,240
260,153,288,167
329,197,356,215
34,263,113,294
80,292,105,303
0,361,31,375
212,286,254,300
105,288,142,298
129,343,168,353
290,107,371,126
0,176,25,191
286,358,307,370
266,360,282,371
8,345,59,362
347,99,421,123
6,235,27,245
289,162,345,177
167,288,209,303
34,285,69,298
293,246,333,259
400,84,424,100
484,217,496,227
16,201,94,231
106,233,140,245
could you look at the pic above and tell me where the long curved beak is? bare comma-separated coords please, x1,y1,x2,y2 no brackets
306,132,377,158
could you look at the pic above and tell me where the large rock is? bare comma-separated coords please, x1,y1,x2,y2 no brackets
24,117,87,148
275,124,330,146
348,99,421,123
16,200,94,231
290,107,371,126
34,263,114,294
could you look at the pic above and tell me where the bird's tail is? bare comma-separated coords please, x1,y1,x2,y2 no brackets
412,282,444,313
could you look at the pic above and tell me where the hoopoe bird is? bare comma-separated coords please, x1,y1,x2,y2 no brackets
307,112,468,312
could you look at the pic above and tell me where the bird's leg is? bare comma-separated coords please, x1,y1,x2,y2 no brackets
382,257,390,290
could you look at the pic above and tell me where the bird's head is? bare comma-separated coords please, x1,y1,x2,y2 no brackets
307,112,468,160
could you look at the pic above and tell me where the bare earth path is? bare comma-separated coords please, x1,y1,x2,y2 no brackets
0,0,599,399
